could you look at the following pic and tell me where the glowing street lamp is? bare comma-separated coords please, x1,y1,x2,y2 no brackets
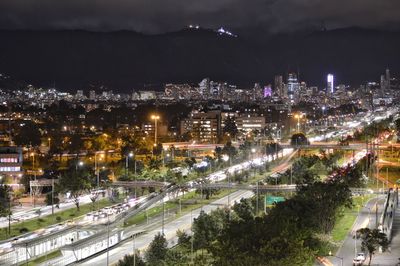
294,113,303,132
151,115,160,145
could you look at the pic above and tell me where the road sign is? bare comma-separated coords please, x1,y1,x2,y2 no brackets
265,196,285,207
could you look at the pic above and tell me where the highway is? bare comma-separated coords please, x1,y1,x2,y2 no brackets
334,196,385,266
78,190,254,266
0,193,105,228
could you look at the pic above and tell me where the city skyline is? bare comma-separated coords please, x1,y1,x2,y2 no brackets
0,2,399,266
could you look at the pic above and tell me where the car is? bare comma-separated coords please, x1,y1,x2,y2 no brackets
353,253,366,266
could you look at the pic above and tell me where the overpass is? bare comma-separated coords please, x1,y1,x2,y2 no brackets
187,182,380,195
111,181,167,188
280,143,366,150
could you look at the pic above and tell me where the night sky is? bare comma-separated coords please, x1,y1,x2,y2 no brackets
0,0,399,33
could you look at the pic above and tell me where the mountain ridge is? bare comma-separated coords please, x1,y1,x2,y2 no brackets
0,27,399,92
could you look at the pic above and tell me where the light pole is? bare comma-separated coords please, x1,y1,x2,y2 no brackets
30,152,36,180
328,251,343,266
256,180,259,215
47,137,51,152
94,152,104,188
295,114,303,132
75,161,84,171
126,152,133,177
106,213,110,266
134,236,136,266
151,115,160,145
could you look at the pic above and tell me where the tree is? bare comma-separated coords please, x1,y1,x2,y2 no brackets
68,134,84,154
223,116,239,137
222,141,237,160
176,229,191,249
192,209,228,251
153,143,163,157
356,228,389,266
145,233,168,265
58,170,92,211
0,184,11,234
290,133,309,146
117,253,146,266
45,192,60,206
14,122,42,147
232,198,254,221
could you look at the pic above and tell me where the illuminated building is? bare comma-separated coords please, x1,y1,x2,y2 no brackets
236,115,266,132
0,146,23,181
274,75,284,97
287,73,299,103
327,74,334,94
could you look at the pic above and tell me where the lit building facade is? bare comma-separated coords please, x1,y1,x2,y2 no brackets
0,146,23,181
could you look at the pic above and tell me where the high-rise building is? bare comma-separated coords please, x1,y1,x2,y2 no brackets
89,90,96,100
274,75,284,97
199,78,210,99
253,83,263,101
287,73,299,103
327,74,334,94
380,68,391,94
263,85,272,98
76,90,84,99
386,68,390,89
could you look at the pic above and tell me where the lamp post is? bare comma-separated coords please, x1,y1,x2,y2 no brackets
126,152,133,177
75,161,84,171
328,251,343,266
30,152,36,180
151,115,160,145
106,213,110,266
295,114,303,132
47,137,51,152
222,155,231,219
94,152,104,188
132,233,136,266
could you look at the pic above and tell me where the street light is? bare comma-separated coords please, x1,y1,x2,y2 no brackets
47,137,51,151
125,152,133,177
94,152,104,188
328,251,343,266
30,152,36,180
151,115,160,145
75,161,84,171
294,113,303,132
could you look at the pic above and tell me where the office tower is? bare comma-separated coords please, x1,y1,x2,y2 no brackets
199,78,210,99
386,68,390,90
327,74,334,94
274,75,284,97
89,90,96,100
253,83,263,100
287,73,299,103
263,85,272,98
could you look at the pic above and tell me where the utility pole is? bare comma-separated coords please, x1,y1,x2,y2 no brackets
51,177,54,215
106,214,110,266
191,209,194,265
256,180,259,215
132,234,136,266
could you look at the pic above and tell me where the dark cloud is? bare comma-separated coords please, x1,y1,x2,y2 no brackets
0,0,399,32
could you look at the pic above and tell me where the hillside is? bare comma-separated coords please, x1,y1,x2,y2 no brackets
0,27,399,91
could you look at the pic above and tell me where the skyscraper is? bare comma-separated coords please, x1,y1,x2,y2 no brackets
89,90,96,100
199,78,210,99
327,74,334,94
386,68,390,90
274,75,284,97
287,73,299,103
